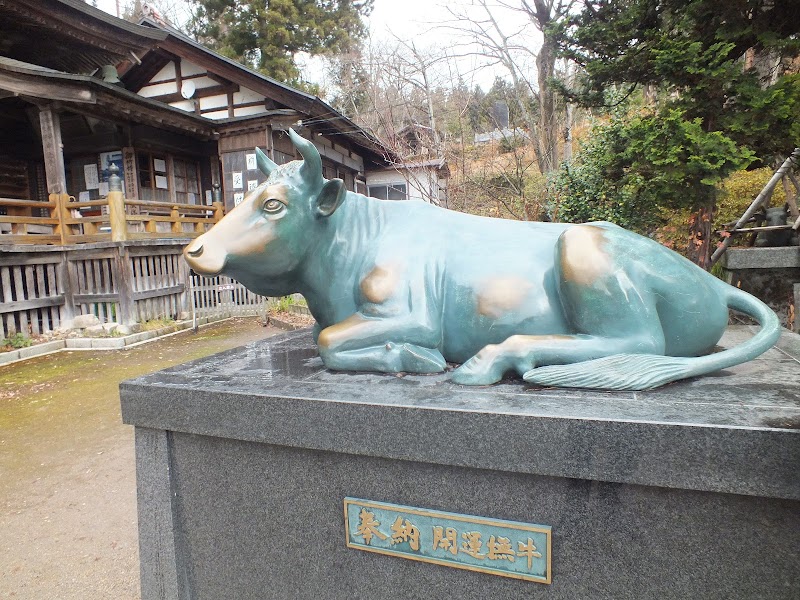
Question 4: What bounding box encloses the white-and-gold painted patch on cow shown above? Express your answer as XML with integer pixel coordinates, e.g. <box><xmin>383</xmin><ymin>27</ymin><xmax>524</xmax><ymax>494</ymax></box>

<box><xmin>477</xmin><ymin>276</ymin><xmax>533</xmax><ymax>319</ymax></box>
<box><xmin>360</xmin><ymin>264</ymin><xmax>401</xmax><ymax>305</ymax></box>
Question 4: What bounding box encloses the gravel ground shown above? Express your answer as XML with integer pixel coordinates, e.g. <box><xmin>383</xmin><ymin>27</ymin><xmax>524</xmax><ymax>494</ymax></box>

<box><xmin>0</xmin><ymin>318</ymin><xmax>283</xmax><ymax>600</ymax></box>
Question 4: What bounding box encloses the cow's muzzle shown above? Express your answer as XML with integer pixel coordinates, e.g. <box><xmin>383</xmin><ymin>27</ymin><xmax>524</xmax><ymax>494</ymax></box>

<box><xmin>184</xmin><ymin>237</ymin><xmax>225</xmax><ymax>276</ymax></box>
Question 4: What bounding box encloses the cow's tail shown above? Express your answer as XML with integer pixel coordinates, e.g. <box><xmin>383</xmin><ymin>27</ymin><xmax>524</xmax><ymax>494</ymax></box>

<box><xmin>522</xmin><ymin>286</ymin><xmax>781</xmax><ymax>391</ymax></box>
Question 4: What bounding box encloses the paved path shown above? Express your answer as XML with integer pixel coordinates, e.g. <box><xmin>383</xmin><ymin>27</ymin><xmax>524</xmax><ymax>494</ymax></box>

<box><xmin>0</xmin><ymin>319</ymin><xmax>282</xmax><ymax>599</ymax></box>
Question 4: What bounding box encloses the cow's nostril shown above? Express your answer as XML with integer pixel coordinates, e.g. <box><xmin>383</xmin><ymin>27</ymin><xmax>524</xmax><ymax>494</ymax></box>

<box><xmin>187</xmin><ymin>244</ymin><xmax>204</xmax><ymax>258</ymax></box>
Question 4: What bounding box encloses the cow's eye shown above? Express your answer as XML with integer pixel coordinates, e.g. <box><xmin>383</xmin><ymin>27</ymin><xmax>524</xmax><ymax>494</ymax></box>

<box><xmin>262</xmin><ymin>199</ymin><xmax>283</xmax><ymax>213</ymax></box>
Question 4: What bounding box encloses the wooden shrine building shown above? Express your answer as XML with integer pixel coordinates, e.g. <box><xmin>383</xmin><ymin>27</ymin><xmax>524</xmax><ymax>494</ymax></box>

<box><xmin>0</xmin><ymin>0</ymin><xmax>412</xmax><ymax>337</ymax></box>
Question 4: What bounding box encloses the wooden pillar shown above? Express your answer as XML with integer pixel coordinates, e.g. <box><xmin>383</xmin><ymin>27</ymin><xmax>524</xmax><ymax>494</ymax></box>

<box><xmin>171</xmin><ymin>206</ymin><xmax>182</xmax><ymax>234</ymax></box>
<box><xmin>116</xmin><ymin>245</ymin><xmax>136</xmax><ymax>326</ymax></box>
<box><xmin>212</xmin><ymin>201</ymin><xmax>224</xmax><ymax>222</ymax></box>
<box><xmin>209</xmin><ymin>155</ymin><xmax>221</xmax><ymax>205</ymax></box>
<box><xmin>38</xmin><ymin>107</ymin><xmax>67</xmax><ymax>194</ymax></box>
<box><xmin>51</xmin><ymin>193</ymin><xmax>70</xmax><ymax>244</ymax></box>
<box><xmin>166</xmin><ymin>155</ymin><xmax>177</xmax><ymax>203</ymax></box>
<box><xmin>266</xmin><ymin>124</ymin><xmax>275</xmax><ymax>160</ymax></box>
<box><xmin>57</xmin><ymin>250</ymin><xmax>76</xmax><ymax>325</ymax></box>
<box><xmin>107</xmin><ymin>164</ymin><xmax>128</xmax><ymax>242</ymax></box>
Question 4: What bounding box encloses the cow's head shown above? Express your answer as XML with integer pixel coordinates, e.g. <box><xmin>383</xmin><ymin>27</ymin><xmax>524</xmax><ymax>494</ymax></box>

<box><xmin>184</xmin><ymin>129</ymin><xmax>345</xmax><ymax>296</ymax></box>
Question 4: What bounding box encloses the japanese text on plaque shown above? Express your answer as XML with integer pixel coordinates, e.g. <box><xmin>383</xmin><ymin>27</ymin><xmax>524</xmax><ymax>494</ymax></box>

<box><xmin>344</xmin><ymin>498</ymin><xmax>551</xmax><ymax>584</ymax></box>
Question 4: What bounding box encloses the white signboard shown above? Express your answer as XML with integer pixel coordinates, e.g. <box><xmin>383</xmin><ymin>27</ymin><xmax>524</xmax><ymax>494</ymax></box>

<box><xmin>247</xmin><ymin>180</ymin><xmax>259</xmax><ymax>191</ymax></box>
<box><xmin>155</xmin><ymin>175</ymin><xmax>169</xmax><ymax>189</ymax></box>
<box><xmin>246</xmin><ymin>153</ymin><xmax>257</xmax><ymax>170</ymax></box>
<box><xmin>234</xmin><ymin>192</ymin><xmax>244</xmax><ymax>206</ymax></box>
<box><xmin>153</xmin><ymin>158</ymin><xmax>167</xmax><ymax>173</ymax></box>
<box><xmin>84</xmin><ymin>164</ymin><xmax>99</xmax><ymax>190</ymax></box>
<box><xmin>232</xmin><ymin>171</ymin><xmax>243</xmax><ymax>189</ymax></box>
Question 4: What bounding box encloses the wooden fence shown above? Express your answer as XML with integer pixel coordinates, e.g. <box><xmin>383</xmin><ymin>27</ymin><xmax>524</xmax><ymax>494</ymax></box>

<box><xmin>189</xmin><ymin>274</ymin><xmax>268</xmax><ymax>320</ymax></box>
<box><xmin>0</xmin><ymin>240</ymin><xmax>190</xmax><ymax>338</ymax></box>
<box><xmin>0</xmin><ymin>191</ymin><xmax>223</xmax><ymax>246</ymax></box>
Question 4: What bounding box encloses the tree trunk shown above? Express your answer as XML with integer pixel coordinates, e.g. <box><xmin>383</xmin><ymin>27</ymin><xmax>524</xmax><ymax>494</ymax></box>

<box><xmin>536</xmin><ymin>35</ymin><xmax>558</xmax><ymax>173</ymax></box>
<box><xmin>686</xmin><ymin>194</ymin><xmax>715</xmax><ymax>269</ymax></box>
<box><xmin>563</xmin><ymin>101</ymin><xmax>574</xmax><ymax>163</ymax></box>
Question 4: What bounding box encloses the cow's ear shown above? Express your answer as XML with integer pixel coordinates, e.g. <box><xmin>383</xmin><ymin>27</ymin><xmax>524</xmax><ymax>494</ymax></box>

<box><xmin>314</xmin><ymin>178</ymin><xmax>345</xmax><ymax>218</ymax></box>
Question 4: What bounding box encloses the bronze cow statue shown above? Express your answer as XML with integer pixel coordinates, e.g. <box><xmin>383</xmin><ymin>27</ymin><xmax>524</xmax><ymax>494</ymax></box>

<box><xmin>185</xmin><ymin>130</ymin><xmax>779</xmax><ymax>390</ymax></box>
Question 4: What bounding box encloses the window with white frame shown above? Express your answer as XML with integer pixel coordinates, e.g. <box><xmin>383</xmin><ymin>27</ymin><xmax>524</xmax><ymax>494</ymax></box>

<box><xmin>367</xmin><ymin>183</ymin><xmax>407</xmax><ymax>200</ymax></box>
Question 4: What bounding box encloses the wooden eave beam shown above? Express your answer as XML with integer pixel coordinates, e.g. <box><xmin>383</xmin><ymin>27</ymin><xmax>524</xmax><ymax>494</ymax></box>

<box><xmin>1</xmin><ymin>0</ymin><xmax>165</xmax><ymax>58</ymax></box>
<box><xmin>0</xmin><ymin>70</ymin><xmax>95</xmax><ymax>104</ymax></box>
<box><xmin>205</xmin><ymin>72</ymin><xmax>237</xmax><ymax>87</ymax></box>
<box><xmin>121</xmin><ymin>51</ymin><xmax>172</xmax><ymax>93</ymax></box>
<box><xmin>91</xmin><ymin>89</ymin><xmax>216</xmax><ymax>140</ymax></box>
<box><xmin>215</xmin><ymin>111</ymin><xmax>303</xmax><ymax>136</ymax></box>
<box><xmin>150</xmin><ymin>83</ymin><xmax>240</xmax><ymax>105</ymax></box>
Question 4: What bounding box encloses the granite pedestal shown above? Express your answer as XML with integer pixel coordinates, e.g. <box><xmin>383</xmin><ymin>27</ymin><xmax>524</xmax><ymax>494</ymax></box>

<box><xmin>120</xmin><ymin>327</ymin><xmax>800</xmax><ymax>600</ymax></box>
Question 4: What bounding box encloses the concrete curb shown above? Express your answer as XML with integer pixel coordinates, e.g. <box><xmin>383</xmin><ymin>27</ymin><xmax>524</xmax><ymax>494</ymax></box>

<box><xmin>0</xmin><ymin>316</ymin><xmax>253</xmax><ymax>367</ymax></box>
<box><xmin>264</xmin><ymin>315</ymin><xmax>312</xmax><ymax>331</ymax></box>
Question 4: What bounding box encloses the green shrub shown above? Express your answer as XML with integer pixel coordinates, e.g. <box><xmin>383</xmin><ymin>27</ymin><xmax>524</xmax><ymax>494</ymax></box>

<box><xmin>2</xmin><ymin>333</ymin><xmax>32</xmax><ymax>349</ymax></box>
<box><xmin>270</xmin><ymin>296</ymin><xmax>294</xmax><ymax>312</ymax></box>
<box><xmin>652</xmin><ymin>167</ymin><xmax>787</xmax><ymax>255</ymax></box>
<box><xmin>716</xmin><ymin>167</ymin><xmax>786</xmax><ymax>227</ymax></box>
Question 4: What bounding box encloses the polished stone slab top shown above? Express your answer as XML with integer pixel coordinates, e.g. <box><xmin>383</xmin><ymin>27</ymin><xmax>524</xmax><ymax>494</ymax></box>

<box><xmin>121</xmin><ymin>326</ymin><xmax>800</xmax><ymax>500</ymax></box>
<box><xmin>722</xmin><ymin>246</ymin><xmax>800</xmax><ymax>269</ymax></box>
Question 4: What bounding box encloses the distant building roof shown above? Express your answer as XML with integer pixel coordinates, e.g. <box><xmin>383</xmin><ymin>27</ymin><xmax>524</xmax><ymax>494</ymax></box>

<box><xmin>474</xmin><ymin>128</ymin><xmax>529</xmax><ymax>144</ymax></box>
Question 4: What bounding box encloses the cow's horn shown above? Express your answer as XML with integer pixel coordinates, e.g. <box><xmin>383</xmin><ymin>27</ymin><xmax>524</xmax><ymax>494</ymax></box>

<box><xmin>256</xmin><ymin>147</ymin><xmax>278</xmax><ymax>177</ymax></box>
<box><xmin>289</xmin><ymin>128</ymin><xmax>322</xmax><ymax>183</ymax></box>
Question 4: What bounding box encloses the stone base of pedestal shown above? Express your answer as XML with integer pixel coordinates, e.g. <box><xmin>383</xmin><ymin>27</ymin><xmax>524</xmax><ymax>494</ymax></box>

<box><xmin>121</xmin><ymin>328</ymin><xmax>800</xmax><ymax>600</ymax></box>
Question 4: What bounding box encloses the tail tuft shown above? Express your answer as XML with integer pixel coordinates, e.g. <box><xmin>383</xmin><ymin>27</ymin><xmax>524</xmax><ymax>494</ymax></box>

<box><xmin>523</xmin><ymin>354</ymin><xmax>695</xmax><ymax>391</ymax></box>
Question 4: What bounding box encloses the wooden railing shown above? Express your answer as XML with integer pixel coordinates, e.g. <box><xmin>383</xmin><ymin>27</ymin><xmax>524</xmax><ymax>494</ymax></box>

<box><xmin>0</xmin><ymin>192</ymin><xmax>224</xmax><ymax>246</ymax></box>
<box><xmin>0</xmin><ymin>197</ymin><xmax>61</xmax><ymax>244</ymax></box>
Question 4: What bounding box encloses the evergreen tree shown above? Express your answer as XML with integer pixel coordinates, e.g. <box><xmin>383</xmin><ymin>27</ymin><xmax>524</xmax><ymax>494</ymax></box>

<box><xmin>556</xmin><ymin>0</ymin><xmax>800</xmax><ymax>266</ymax></box>
<box><xmin>189</xmin><ymin>0</ymin><xmax>373</xmax><ymax>84</ymax></box>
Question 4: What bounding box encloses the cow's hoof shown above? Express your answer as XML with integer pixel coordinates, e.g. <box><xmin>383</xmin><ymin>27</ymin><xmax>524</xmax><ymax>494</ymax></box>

<box><xmin>396</xmin><ymin>343</ymin><xmax>446</xmax><ymax>373</ymax></box>
<box><xmin>451</xmin><ymin>359</ymin><xmax>504</xmax><ymax>386</ymax></box>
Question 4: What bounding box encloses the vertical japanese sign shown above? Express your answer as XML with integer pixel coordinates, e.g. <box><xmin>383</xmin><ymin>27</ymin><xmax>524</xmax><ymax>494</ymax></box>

<box><xmin>344</xmin><ymin>498</ymin><xmax>551</xmax><ymax>584</ymax></box>
<box><xmin>122</xmin><ymin>147</ymin><xmax>138</xmax><ymax>200</ymax></box>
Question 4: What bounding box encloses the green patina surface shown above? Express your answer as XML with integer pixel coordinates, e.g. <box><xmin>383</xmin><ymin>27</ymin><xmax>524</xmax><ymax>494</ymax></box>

<box><xmin>344</xmin><ymin>498</ymin><xmax>551</xmax><ymax>584</ymax></box>
<box><xmin>184</xmin><ymin>129</ymin><xmax>780</xmax><ymax>391</ymax></box>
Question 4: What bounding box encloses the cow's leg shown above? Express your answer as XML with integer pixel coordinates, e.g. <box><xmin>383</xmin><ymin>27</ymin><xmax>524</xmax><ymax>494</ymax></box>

<box><xmin>451</xmin><ymin>332</ymin><xmax>664</xmax><ymax>385</ymax></box>
<box><xmin>453</xmin><ymin>224</ymin><xmax>666</xmax><ymax>385</ymax></box>
<box><xmin>317</xmin><ymin>313</ymin><xmax>446</xmax><ymax>373</ymax></box>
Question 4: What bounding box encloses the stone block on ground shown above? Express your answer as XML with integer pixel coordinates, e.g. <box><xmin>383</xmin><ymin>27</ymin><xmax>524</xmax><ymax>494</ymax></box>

<box><xmin>116</xmin><ymin>323</ymin><xmax>142</xmax><ymax>336</ymax></box>
<box><xmin>71</xmin><ymin>314</ymin><xmax>102</xmax><ymax>329</ymax></box>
